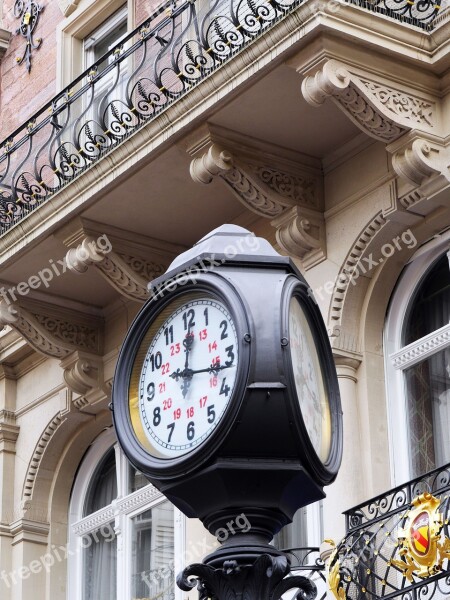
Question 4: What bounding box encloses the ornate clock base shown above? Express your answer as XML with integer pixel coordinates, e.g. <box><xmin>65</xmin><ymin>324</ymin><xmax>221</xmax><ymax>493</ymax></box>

<box><xmin>177</xmin><ymin>554</ymin><xmax>317</xmax><ymax>600</ymax></box>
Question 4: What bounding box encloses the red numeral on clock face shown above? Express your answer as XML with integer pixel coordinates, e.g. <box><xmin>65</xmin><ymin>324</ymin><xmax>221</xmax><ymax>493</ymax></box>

<box><xmin>208</xmin><ymin>341</ymin><xmax>217</xmax><ymax>352</ymax></box>
<box><xmin>173</xmin><ymin>408</ymin><xmax>181</xmax><ymax>420</ymax></box>
<box><xmin>199</xmin><ymin>329</ymin><xmax>207</xmax><ymax>340</ymax></box>
<box><xmin>199</xmin><ymin>396</ymin><xmax>207</xmax><ymax>408</ymax></box>
<box><xmin>159</xmin><ymin>382</ymin><xmax>166</xmax><ymax>393</ymax></box>
<box><xmin>170</xmin><ymin>343</ymin><xmax>180</xmax><ymax>356</ymax></box>
<box><xmin>161</xmin><ymin>362</ymin><xmax>170</xmax><ymax>374</ymax></box>
<box><xmin>210</xmin><ymin>376</ymin><xmax>218</xmax><ymax>388</ymax></box>
<box><xmin>186</xmin><ymin>406</ymin><xmax>194</xmax><ymax>418</ymax></box>
<box><xmin>163</xmin><ymin>398</ymin><xmax>172</xmax><ymax>410</ymax></box>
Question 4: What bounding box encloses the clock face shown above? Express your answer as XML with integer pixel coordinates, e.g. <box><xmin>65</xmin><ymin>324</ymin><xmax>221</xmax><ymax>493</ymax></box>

<box><xmin>129</xmin><ymin>297</ymin><xmax>239</xmax><ymax>459</ymax></box>
<box><xmin>289</xmin><ymin>297</ymin><xmax>331</xmax><ymax>463</ymax></box>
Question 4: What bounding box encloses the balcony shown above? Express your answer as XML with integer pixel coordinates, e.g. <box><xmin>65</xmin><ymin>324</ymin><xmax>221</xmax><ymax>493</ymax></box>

<box><xmin>326</xmin><ymin>464</ymin><xmax>450</xmax><ymax>600</ymax></box>
<box><xmin>0</xmin><ymin>0</ymin><xmax>443</xmax><ymax>237</ymax></box>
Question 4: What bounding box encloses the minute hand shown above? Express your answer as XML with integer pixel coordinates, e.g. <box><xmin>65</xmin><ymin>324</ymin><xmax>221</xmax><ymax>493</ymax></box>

<box><xmin>189</xmin><ymin>363</ymin><xmax>234</xmax><ymax>376</ymax></box>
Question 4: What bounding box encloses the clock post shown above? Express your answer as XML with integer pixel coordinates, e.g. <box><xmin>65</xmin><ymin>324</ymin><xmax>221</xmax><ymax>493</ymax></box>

<box><xmin>112</xmin><ymin>225</ymin><xmax>343</xmax><ymax>600</ymax></box>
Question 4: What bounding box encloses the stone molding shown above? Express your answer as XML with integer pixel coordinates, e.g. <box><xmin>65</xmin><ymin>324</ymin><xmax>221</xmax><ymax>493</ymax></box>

<box><xmin>390</xmin><ymin>322</ymin><xmax>450</xmax><ymax>370</ymax></box>
<box><xmin>0</xmin><ymin>410</ymin><xmax>19</xmax><ymax>454</ymax></box>
<box><xmin>388</xmin><ymin>135</ymin><xmax>450</xmax><ymax>215</ymax></box>
<box><xmin>189</xmin><ymin>140</ymin><xmax>326</xmax><ymax>266</ymax></box>
<box><xmin>300</xmin><ymin>60</ymin><xmax>431</xmax><ymax>143</ymax></box>
<box><xmin>0</xmin><ymin>301</ymin><xmax>102</xmax><ymax>359</ymax></box>
<box><xmin>10</xmin><ymin>518</ymin><xmax>50</xmax><ymax>546</ymax></box>
<box><xmin>57</xmin><ymin>0</ymin><xmax>81</xmax><ymax>16</ymax></box>
<box><xmin>0</xmin><ymin>27</ymin><xmax>11</xmax><ymax>59</ymax></box>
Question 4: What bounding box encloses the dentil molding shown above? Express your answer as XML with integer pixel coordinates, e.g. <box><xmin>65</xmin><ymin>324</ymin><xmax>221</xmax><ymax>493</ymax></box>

<box><xmin>189</xmin><ymin>140</ymin><xmax>326</xmax><ymax>267</ymax></box>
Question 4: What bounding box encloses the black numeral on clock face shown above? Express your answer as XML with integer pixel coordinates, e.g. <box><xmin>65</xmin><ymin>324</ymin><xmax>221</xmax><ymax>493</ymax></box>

<box><xmin>187</xmin><ymin>421</ymin><xmax>195</xmax><ymax>441</ymax></box>
<box><xmin>182</xmin><ymin>309</ymin><xmax>195</xmax><ymax>332</ymax></box>
<box><xmin>164</xmin><ymin>325</ymin><xmax>174</xmax><ymax>345</ymax></box>
<box><xmin>167</xmin><ymin>422</ymin><xmax>175</xmax><ymax>443</ymax></box>
<box><xmin>220</xmin><ymin>378</ymin><xmax>230</xmax><ymax>397</ymax></box>
<box><xmin>207</xmin><ymin>405</ymin><xmax>216</xmax><ymax>424</ymax></box>
<box><xmin>147</xmin><ymin>382</ymin><xmax>155</xmax><ymax>401</ymax></box>
<box><xmin>153</xmin><ymin>407</ymin><xmax>161</xmax><ymax>426</ymax></box>
<box><xmin>219</xmin><ymin>320</ymin><xmax>228</xmax><ymax>340</ymax></box>
<box><xmin>150</xmin><ymin>351</ymin><xmax>162</xmax><ymax>371</ymax></box>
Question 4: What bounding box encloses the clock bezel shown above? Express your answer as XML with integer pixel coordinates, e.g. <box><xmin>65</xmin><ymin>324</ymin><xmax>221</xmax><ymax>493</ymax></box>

<box><xmin>280</xmin><ymin>276</ymin><xmax>342</xmax><ymax>484</ymax></box>
<box><xmin>112</xmin><ymin>274</ymin><xmax>252</xmax><ymax>479</ymax></box>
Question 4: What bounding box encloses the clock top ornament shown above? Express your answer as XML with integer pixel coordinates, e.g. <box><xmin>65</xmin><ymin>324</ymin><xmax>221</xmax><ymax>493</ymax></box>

<box><xmin>112</xmin><ymin>224</ymin><xmax>342</xmax><ymax>566</ymax></box>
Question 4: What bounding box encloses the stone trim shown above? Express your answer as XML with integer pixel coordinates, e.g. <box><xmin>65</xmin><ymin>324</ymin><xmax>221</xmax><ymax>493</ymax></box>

<box><xmin>390</xmin><ymin>322</ymin><xmax>450</xmax><ymax>370</ymax></box>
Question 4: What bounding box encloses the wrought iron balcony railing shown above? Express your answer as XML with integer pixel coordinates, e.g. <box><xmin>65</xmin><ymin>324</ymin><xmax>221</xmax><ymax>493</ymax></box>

<box><xmin>329</xmin><ymin>463</ymin><xmax>450</xmax><ymax>600</ymax></box>
<box><xmin>283</xmin><ymin>547</ymin><xmax>327</xmax><ymax>600</ymax></box>
<box><xmin>0</xmin><ymin>0</ymin><xmax>443</xmax><ymax>236</ymax></box>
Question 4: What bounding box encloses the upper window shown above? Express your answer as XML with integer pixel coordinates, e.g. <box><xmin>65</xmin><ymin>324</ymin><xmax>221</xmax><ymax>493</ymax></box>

<box><xmin>68</xmin><ymin>429</ymin><xmax>179</xmax><ymax>600</ymax></box>
<box><xmin>385</xmin><ymin>241</ymin><xmax>450</xmax><ymax>483</ymax></box>
<box><xmin>83</xmin><ymin>6</ymin><xmax>128</xmax><ymax>74</ymax></box>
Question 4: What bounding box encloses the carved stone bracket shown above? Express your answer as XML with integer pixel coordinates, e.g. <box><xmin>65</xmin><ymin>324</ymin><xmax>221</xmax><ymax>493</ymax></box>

<box><xmin>271</xmin><ymin>206</ymin><xmax>326</xmax><ymax>268</ymax></box>
<box><xmin>388</xmin><ymin>135</ymin><xmax>450</xmax><ymax>215</ymax></box>
<box><xmin>300</xmin><ymin>60</ymin><xmax>434</xmax><ymax>143</ymax></box>
<box><xmin>64</xmin><ymin>233</ymin><xmax>168</xmax><ymax>302</ymax></box>
<box><xmin>0</xmin><ymin>300</ymin><xmax>104</xmax><ymax>398</ymax></box>
<box><xmin>189</xmin><ymin>140</ymin><xmax>326</xmax><ymax>266</ymax></box>
<box><xmin>0</xmin><ymin>410</ymin><xmax>20</xmax><ymax>454</ymax></box>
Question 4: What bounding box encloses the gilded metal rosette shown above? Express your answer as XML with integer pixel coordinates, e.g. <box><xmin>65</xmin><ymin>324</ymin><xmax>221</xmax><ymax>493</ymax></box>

<box><xmin>391</xmin><ymin>492</ymin><xmax>450</xmax><ymax>582</ymax></box>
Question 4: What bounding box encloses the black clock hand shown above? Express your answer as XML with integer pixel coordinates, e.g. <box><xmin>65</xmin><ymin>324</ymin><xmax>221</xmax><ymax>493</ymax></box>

<box><xmin>179</xmin><ymin>333</ymin><xmax>194</xmax><ymax>399</ymax></box>
<box><xmin>169</xmin><ymin>363</ymin><xmax>233</xmax><ymax>382</ymax></box>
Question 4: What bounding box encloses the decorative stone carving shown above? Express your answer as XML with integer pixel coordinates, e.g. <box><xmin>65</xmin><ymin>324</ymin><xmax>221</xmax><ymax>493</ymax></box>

<box><xmin>329</xmin><ymin>212</ymin><xmax>387</xmax><ymax>324</ymax></box>
<box><xmin>301</xmin><ymin>60</ymin><xmax>416</xmax><ymax>143</ymax></box>
<box><xmin>0</xmin><ymin>302</ymin><xmax>101</xmax><ymax>358</ymax></box>
<box><xmin>22</xmin><ymin>413</ymin><xmax>65</xmax><ymax>500</ymax></box>
<box><xmin>271</xmin><ymin>206</ymin><xmax>326</xmax><ymax>268</ymax></box>
<box><xmin>247</xmin><ymin>165</ymin><xmax>317</xmax><ymax>208</ymax></box>
<box><xmin>65</xmin><ymin>236</ymin><xmax>163</xmax><ymax>302</ymax></box>
<box><xmin>391</xmin><ymin>138</ymin><xmax>441</xmax><ymax>186</ymax></box>
<box><xmin>57</xmin><ymin>0</ymin><xmax>80</xmax><ymax>16</ymax></box>
<box><xmin>190</xmin><ymin>144</ymin><xmax>234</xmax><ymax>183</ymax></box>
<box><xmin>0</xmin><ymin>410</ymin><xmax>20</xmax><ymax>454</ymax></box>
<box><xmin>358</xmin><ymin>80</ymin><xmax>435</xmax><ymax>127</ymax></box>
<box><xmin>60</xmin><ymin>351</ymin><xmax>103</xmax><ymax>396</ymax></box>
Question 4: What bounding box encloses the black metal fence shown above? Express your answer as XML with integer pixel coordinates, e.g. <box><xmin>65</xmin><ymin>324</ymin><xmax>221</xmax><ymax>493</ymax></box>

<box><xmin>0</xmin><ymin>0</ymin><xmax>442</xmax><ymax>235</ymax></box>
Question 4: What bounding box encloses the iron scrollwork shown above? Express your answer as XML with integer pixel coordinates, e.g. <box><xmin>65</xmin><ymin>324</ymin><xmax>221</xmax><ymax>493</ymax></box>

<box><xmin>0</xmin><ymin>0</ymin><xmax>443</xmax><ymax>236</ymax></box>
<box><xmin>14</xmin><ymin>0</ymin><xmax>44</xmax><ymax>72</ymax></box>
<box><xmin>177</xmin><ymin>555</ymin><xmax>317</xmax><ymax>600</ymax></box>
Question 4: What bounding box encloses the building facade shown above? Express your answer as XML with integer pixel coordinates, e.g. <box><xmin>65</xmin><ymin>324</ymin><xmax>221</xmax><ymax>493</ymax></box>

<box><xmin>0</xmin><ymin>0</ymin><xmax>449</xmax><ymax>598</ymax></box>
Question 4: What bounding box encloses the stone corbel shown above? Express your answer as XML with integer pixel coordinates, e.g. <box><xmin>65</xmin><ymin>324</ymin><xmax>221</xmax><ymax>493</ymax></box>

<box><xmin>65</xmin><ymin>236</ymin><xmax>164</xmax><ymax>302</ymax></box>
<box><xmin>388</xmin><ymin>135</ymin><xmax>450</xmax><ymax>215</ymax></box>
<box><xmin>189</xmin><ymin>140</ymin><xmax>326</xmax><ymax>265</ymax></box>
<box><xmin>57</xmin><ymin>0</ymin><xmax>80</xmax><ymax>16</ymax></box>
<box><xmin>0</xmin><ymin>410</ymin><xmax>19</xmax><ymax>454</ymax></box>
<box><xmin>60</xmin><ymin>350</ymin><xmax>109</xmax><ymax>409</ymax></box>
<box><xmin>271</xmin><ymin>206</ymin><xmax>326</xmax><ymax>268</ymax></box>
<box><xmin>0</xmin><ymin>301</ymin><xmax>104</xmax><ymax>399</ymax></box>
<box><xmin>300</xmin><ymin>60</ymin><xmax>427</xmax><ymax>143</ymax></box>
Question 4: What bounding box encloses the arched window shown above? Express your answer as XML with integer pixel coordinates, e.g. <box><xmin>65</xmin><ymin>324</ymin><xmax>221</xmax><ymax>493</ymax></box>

<box><xmin>385</xmin><ymin>239</ymin><xmax>450</xmax><ymax>484</ymax></box>
<box><xmin>68</xmin><ymin>428</ymin><xmax>183</xmax><ymax>600</ymax></box>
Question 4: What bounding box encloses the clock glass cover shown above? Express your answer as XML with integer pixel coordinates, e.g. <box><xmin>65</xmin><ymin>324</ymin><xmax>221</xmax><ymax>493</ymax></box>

<box><xmin>289</xmin><ymin>296</ymin><xmax>331</xmax><ymax>462</ymax></box>
<box><xmin>129</xmin><ymin>295</ymin><xmax>238</xmax><ymax>458</ymax></box>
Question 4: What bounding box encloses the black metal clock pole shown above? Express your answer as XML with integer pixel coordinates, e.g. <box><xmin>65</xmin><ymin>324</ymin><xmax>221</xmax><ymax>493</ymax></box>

<box><xmin>112</xmin><ymin>225</ymin><xmax>343</xmax><ymax>600</ymax></box>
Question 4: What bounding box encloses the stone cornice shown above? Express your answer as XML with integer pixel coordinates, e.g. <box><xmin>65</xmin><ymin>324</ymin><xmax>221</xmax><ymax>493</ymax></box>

<box><xmin>10</xmin><ymin>518</ymin><xmax>50</xmax><ymax>546</ymax></box>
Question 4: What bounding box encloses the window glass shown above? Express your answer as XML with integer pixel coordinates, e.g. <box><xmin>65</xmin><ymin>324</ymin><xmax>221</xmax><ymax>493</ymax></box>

<box><xmin>84</xmin><ymin>447</ymin><xmax>117</xmax><ymax>516</ymax></box>
<box><xmin>404</xmin><ymin>255</ymin><xmax>450</xmax><ymax>345</ymax></box>
<box><xmin>83</xmin><ymin>526</ymin><xmax>117</xmax><ymax>600</ymax></box>
<box><xmin>405</xmin><ymin>348</ymin><xmax>450</xmax><ymax>477</ymax></box>
<box><xmin>131</xmin><ymin>501</ymin><xmax>175</xmax><ymax>600</ymax></box>
<box><xmin>129</xmin><ymin>465</ymin><xmax>149</xmax><ymax>494</ymax></box>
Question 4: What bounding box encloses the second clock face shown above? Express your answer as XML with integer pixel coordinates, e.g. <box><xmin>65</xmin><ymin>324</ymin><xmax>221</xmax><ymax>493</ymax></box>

<box><xmin>134</xmin><ymin>297</ymin><xmax>239</xmax><ymax>458</ymax></box>
<box><xmin>289</xmin><ymin>296</ymin><xmax>331</xmax><ymax>463</ymax></box>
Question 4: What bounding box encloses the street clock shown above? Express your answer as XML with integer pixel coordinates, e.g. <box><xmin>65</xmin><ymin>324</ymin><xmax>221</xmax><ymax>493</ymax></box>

<box><xmin>112</xmin><ymin>225</ymin><xmax>342</xmax><ymax>564</ymax></box>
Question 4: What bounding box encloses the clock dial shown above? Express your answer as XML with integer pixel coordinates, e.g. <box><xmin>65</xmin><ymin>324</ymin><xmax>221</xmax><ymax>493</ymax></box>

<box><xmin>132</xmin><ymin>298</ymin><xmax>238</xmax><ymax>458</ymax></box>
<box><xmin>289</xmin><ymin>297</ymin><xmax>331</xmax><ymax>462</ymax></box>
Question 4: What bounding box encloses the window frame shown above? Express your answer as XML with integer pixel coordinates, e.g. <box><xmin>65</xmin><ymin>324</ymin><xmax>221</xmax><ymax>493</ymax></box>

<box><xmin>67</xmin><ymin>428</ymin><xmax>184</xmax><ymax>600</ymax></box>
<box><xmin>56</xmin><ymin>0</ymin><xmax>133</xmax><ymax>91</ymax></box>
<box><xmin>384</xmin><ymin>231</ymin><xmax>450</xmax><ymax>485</ymax></box>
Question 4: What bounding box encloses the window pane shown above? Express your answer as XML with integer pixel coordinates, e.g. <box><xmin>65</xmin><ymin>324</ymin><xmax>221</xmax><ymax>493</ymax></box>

<box><xmin>84</xmin><ymin>448</ymin><xmax>117</xmax><ymax>516</ymax></box>
<box><xmin>131</xmin><ymin>501</ymin><xmax>175</xmax><ymax>600</ymax></box>
<box><xmin>404</xmin><ymin>255</ymin><xmax>450</xmax><ymax>345</ymax></box>
<box><xmin>405</xmin><ymin>347</ymin><xmax>450</xmax><ymax>477</ymax></box>
<box><xmin>273</xmin><ymin>508</ymin><xmax>307</xmax><ymax>550</ymax></box>
<box><xmin>129</xmin><ymin>465</ymin><xmax>149</xmax><ymax>493</ymax></box>
<box><xmin>83</xmin><ymin>524</ymin><xmax>117</xmax><ymax>600</ymax></box>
